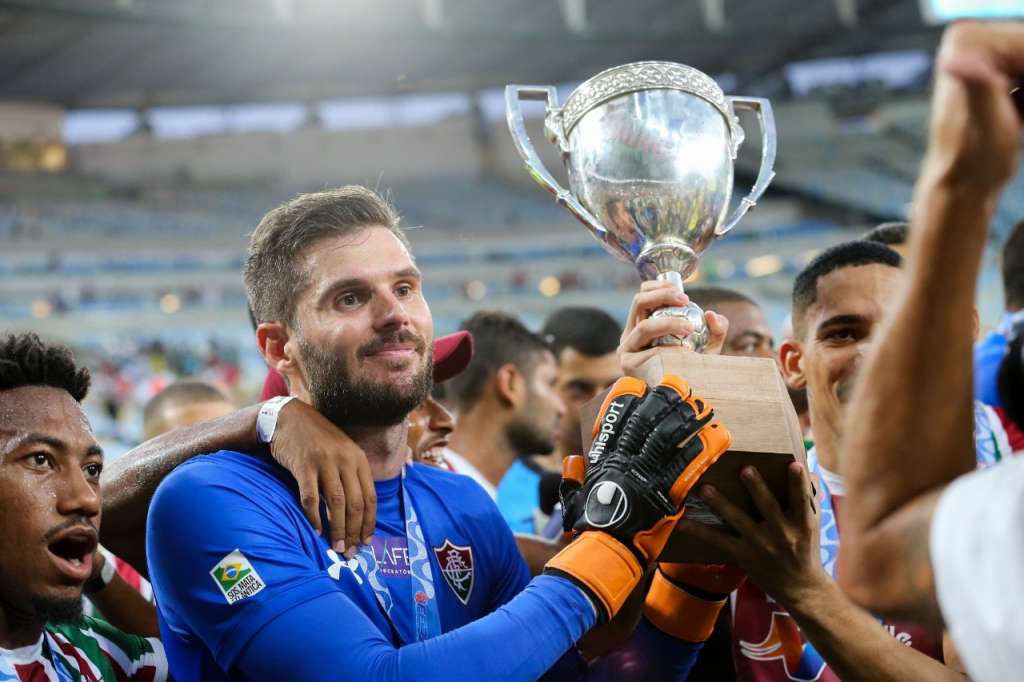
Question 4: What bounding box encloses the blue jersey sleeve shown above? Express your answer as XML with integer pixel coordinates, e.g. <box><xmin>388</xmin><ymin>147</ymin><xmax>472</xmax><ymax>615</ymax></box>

<box><xmin>146</xmin><ymin>454</ymin><xmax>341</xmax><ymax>672</ymax></box>
<box><xmin>235</xmin><ymin>574</ymin><xmax>596</xmax><ymax>681</ymax></box>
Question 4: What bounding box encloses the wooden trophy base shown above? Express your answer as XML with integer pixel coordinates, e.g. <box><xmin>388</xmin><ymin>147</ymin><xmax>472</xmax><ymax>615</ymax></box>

<box><xmin>580</xmin><ymin>352</ymin><xmax>806</xmax><ymax>564</ymax></box>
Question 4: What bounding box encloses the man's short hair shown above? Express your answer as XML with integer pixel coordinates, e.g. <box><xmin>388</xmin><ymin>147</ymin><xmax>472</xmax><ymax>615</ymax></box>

<box><xmin>1002</xmin><ymin>219</ymin><xmax>1024</xmax><ymax>310</ymax></box>
<box><xmin>0</xmin><ymin>333</ymin><xmax>89</xmax><ymax>402</ymax></box>
<box><xmin>447</xmin><ymin>311</ymin><xmax>551</xmax><ymax>412</ymax></box>
<box><xmin>792</xmin><ymin>241</ymin><xmax>902</xmax><ymax>336</ymax></box>
<box><xmin>540</xmin><ymin>307</ymin><xmax>621</xmax><ymax>359</ymax></box>
<box><xmin>244</xmin><ymin>186</ymin><xmax>407</xmax><ymax>327</ymax></box>
<box><xmin>862</xmin><ymin>221</ymin><xmax>908</xmax><ymax>247</ymax></box>
<box><xmin>143</xmin><ymin>380</ymin><xmax>231</xmax><ymax>436</ymax></box>
<box><xmin>686</xmin><ymin>286</ymin><xmax>758</xmax><ymax>312</ymax></box>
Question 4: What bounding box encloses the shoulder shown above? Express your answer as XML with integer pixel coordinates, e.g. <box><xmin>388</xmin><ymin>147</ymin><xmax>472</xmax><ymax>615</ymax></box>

<box><xmin>153</xmin><ymin>450</ymin><xmax>290</xmax><ymax>507</ymax></box>
<box><xmin>148</xmin><ymin>450</ymin><xmax>301</xmax><ymax>544</ymax></box>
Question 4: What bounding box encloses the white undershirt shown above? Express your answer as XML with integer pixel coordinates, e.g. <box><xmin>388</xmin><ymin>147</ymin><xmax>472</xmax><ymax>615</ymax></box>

<box><xmin>442</xmin><ymin>447</ymin><xmax>498</xmax><ymax>500</ymax></box>
<box><xmin>931</xmin><ymin>455</ymin><xmax>1024</xmax><ymax>682</ymax></box>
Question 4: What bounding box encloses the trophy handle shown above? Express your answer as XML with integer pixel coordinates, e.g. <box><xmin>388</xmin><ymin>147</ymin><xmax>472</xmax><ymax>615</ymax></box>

<box><xmin>716</xmin><ymin>96</ymin><xmax>778</xmax><ymax>237</ymax></box>
<box><xmin>505</xmin><ymin>85</ymin><xmax>608</xmax><ymax>241</ymax></box>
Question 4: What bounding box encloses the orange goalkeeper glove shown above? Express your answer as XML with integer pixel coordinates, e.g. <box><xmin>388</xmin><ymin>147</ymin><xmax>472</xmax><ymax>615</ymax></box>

<box><xmin>545</xmin><ymin>375</ymin><xmax>731</xmax><ymax>622</ymax></box>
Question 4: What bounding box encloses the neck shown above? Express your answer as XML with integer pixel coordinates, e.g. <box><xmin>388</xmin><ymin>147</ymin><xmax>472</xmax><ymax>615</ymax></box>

<box><xmin>446</xmin><ymin>409</ymin><xmax>518</xmax><ymax>487</ymax></box>
<box><xmin>810</xmin><ymin>419</ymin><xmax>841</xmax><ymax>473</ymax></box>
<box><xmin>346</xmin><ymin>423</ymin><xmax>410</xmax><ymax>480</ymax></box>
<box><xmin>0</xmin><ymin>603</ymin><xmax>44</xmax><ymax>650</ymax></box>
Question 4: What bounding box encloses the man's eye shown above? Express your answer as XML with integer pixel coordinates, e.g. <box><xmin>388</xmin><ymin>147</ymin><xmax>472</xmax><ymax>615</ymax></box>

<box><xmin>829</xmin><ymin>329</ymin><xmax>856</xmax><ymax>342</ymax></box>
<box><xmin>338</xmin><ymin>293</ymin><xmax>359</xmax><ymax>306</ymax></box>
<box><xmin>84</xmin><ymin>462</ymin><xmax>102</xmax><ymax>479</ymax></box>
<box><xmin>395</xmin><ymin>284</ymin><xmax>413</xmax><ymax>297</ymax></box>
<box><xmin>28</xmin><ymin>452</ymin><xmax>51</xmax><ymax>467</ymax></box>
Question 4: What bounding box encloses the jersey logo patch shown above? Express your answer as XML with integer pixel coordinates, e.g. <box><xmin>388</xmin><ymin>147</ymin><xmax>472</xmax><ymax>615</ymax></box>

<box><xmin>433</xmin><ymin>539</ymin><xmax>474</xmax><ymax>605</ymax></box>
<box><xmin>210</xmin><ymin>549</ymin><xmax>266</xmax><ymax>604</ymax></box>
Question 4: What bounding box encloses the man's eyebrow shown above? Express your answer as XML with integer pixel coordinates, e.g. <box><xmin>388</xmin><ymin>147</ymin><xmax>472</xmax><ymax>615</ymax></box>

<box><xmin>317</xmin><ymin>267</ymin><xmax>423</xmax><ymax>302</ymax></box>
<box><xmin>817</xmin><ymin>314</ymin><xmax>866</xmax><ymax>330</ymax></box>
<box><xmin>0</xmin><ymin>432</ymin><xmax>103</xmax><ymax>460</ymax></box>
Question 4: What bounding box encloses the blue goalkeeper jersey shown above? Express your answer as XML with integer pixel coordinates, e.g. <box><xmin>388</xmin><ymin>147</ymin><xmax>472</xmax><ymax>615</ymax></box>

<box><xmin>147</xmin><ymin>449</ymin><xmax>701</xmax><ymax>681</ymax></box>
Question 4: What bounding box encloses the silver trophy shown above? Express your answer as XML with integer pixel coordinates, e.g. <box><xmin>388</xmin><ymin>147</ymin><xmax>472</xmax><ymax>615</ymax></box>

<box><xmin>507</xmin><ymin>61</ymin><xmax>776</xmax><ymax>350</ymax></box>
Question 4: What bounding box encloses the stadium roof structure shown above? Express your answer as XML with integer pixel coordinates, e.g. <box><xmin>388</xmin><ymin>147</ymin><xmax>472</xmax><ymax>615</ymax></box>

<box><xmin>0</xmin><ymin>0</ymin><xmax>941</xmax><ymax>109</ymax></box>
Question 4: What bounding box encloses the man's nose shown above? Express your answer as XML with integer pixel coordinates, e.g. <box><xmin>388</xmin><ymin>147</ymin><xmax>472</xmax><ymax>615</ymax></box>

<box><xmin>372</xmin><ymin>289</ymin><xmax>411</xmax><ymax>331</ymax></box>
<box><xmin>427</xmin><ymin>398</ymin><xmax>455</xmax><ymax>433</ymax></box>
<box><xmin>57</xmin><ymin>466</ymin><xmax>100</xmax><ymax>520</ymax></box>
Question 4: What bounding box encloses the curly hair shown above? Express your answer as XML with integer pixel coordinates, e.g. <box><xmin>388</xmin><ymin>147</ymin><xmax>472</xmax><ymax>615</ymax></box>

<box><xmin>0</xmin><ymin>332</ymin><xmax>90</xmax><ymax>402</ymax></box>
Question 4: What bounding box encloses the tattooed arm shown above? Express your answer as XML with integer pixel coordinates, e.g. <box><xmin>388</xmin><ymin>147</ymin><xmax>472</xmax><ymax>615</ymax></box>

<box><xmin>837</xmin><ymin>21</ymin><xmax>1024</xmax><ymax>626</ymax></box>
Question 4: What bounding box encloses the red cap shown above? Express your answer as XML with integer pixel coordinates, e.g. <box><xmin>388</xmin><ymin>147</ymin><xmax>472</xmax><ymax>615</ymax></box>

<box><xmin>431</xmin><ymin>330</ymin><xmax>473</xmax><ymax>383</ymax></box>
<box><xmin>258</xmin><ymin>330</ymin><xmax>473</xmax><ymax>400</ymax></box>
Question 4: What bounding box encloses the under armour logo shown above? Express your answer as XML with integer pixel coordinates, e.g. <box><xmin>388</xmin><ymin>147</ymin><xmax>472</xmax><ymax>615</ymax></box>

<box><xmin>326</xmin><ymin>548</ymin><xmax>363</xmax><ymax>585</ymax></box>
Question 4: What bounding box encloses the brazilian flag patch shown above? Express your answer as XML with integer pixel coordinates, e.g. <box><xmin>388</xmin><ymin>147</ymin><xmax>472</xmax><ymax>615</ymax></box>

<box><xmin>210</xmin><ymin>549</ymin><xmax>265</xmax><ymax>604</ymax></box>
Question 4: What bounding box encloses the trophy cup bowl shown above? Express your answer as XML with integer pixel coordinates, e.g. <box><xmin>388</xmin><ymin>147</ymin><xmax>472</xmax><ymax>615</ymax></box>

<box><xmin>507</xmin><ymin>63</ymin><xmax>806</xmax><ymax>564</ymax></box>
<box><xmin>506</xmin><ymin>61</ymin><xmax>777</xmax><ymax>350</ymax></box>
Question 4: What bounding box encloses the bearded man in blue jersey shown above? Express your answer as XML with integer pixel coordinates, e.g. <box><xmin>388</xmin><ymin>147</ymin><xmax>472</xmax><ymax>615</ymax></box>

<box><xmin>145</xmin><ymin>186</ymin><xmax>736</xmax><ymax>681</ymax></box>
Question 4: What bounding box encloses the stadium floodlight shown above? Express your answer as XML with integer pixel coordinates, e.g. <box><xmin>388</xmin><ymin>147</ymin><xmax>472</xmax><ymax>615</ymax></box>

<box><xmin>558</xmin><ymin>0</ymin><xmax>587</xmax><ymax>35</ymax></box>
<box><xmin>698</xmin><ymin>0</ymin><xmax>726</xmax><ymax>33</ymax></box>
<box><xmin>920</xmin><ymin>0</ymin><xmax>1024</xmax><ymax>24</ymax></box>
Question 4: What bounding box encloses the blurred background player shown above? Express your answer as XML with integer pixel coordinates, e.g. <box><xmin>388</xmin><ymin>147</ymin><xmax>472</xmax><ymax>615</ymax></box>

<box><xmin>143</xmin><ymin>379</ymin><xmax>235</xmax><ymax>440</ymax></box>
<box><xmin>444</xmin><ymin>310</ymin><xmax>565</xmax><ymax>533</ymax></box>
<box><xmin>975</xmin><ymin>219</ymin><xmax>1024</xmax><ymax>408</ymax></box>
<box><xmin>687</xmin><ymin>286</ymin><xmax>776</xmax><ymax>360</ymax></box>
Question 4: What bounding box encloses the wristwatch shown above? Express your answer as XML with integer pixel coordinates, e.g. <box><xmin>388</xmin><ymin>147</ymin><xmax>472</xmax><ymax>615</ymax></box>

<box><xmin>257</xmin><ymin>395</ymin><xmax>295</xmax><ymax>444</ymax></box>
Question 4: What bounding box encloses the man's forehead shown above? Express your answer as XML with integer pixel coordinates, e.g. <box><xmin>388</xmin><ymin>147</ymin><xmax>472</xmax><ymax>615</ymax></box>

<box><xmin>0</xmin><ymin>386</ymin><xmax>94</xmax><ymax>452</ymax></box>
<box><xmin>717</xmin><ymin>300</ymin><xmax>769</xmax><ymax>331</ymax></box>
<box><xmin>559</xmin><ymin>347</ymin><xmax>620</xmax><ymax>379</ymax></box>
<box><xmin>808</xmin><ymin>263</ymin><xmax>903</xmax><ymax>326</ymax></box>
<box><xmin>305</xmin><ymin>230</ymin><xmax>415</xmax><ymax>286</ymax></box>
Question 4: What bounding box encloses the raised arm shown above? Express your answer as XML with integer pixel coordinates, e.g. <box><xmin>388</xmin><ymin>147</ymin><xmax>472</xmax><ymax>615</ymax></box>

<box><xmin>100</xmin><ymin>399</ymin><xmax>376</xmax><ymax>573</ymax></box>
<box><xmin>837</xmin><ymin>21</ymin><xmax>1024</xmax><ymax>626</ymax></box>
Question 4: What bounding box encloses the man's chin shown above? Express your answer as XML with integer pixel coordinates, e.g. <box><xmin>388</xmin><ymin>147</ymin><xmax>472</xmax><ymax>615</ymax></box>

<box><xmin>30</xmin><ymin>591</ymin><xmax>84</xmax><ymax>626</ymax></box>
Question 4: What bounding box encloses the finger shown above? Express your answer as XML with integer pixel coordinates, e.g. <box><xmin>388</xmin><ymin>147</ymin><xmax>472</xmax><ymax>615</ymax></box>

<box><xmin>620</xmin><ymin>347</ymin><xmax>662</xmax><ymax>377</ymax></box>
<box><xmin>321</xmin><ymin>469</ymin><xmax>348</xmax><ymax>555</ymax></box>
<box><xmin>698</xmin><ymin>484</ymin><xmax>762</xmax><ymax>540</ymax></box>
<box><xmin>622</xmin><ymin>316</ymin><xmax>694</xmax><ymax>352</ymax></box>
<box><xmin>787</xmin><ymin>462</ymin><xmax>816</xmax><ymax>526</ymax></box>
<box><xmin>703</xmin><ymin>311</ymin><xmax>729</xmax><ymax>355</ymax></box>
<box><xmin>296</xmin><ymin>470</ymin><xmax>323</xmax><ymax>536</ymax></box>
<box><xmin>625</xmin><ymin>287</ymin><xmax>690</xmax><ymax>334</ymax></box>
<box><xmin>739</xmin><ymin>466</ymin><xmax>787</xmax><ymax>534</ymax></box>
<box><xmin>676</xmin><ymin>518</ymin><xmax>744</xmax><ymax>559</ymax></box>
<box><xmin>340</xmin><ymin>463</ymin><xmax>365</xmax><ymax>559</ymax></box>
<box><xmin>357</xmin><ymin>455</ymin><xmax>377</xmax><ymax>545</ymax></box>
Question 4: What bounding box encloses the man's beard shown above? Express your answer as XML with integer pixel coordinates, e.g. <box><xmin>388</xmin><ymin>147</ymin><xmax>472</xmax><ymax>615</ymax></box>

<box><xmin>506</xmin><ymin>415</ymin><xmax>556</xmax><ymax>458</ymax></box>
<box><xmin>299</xmin><ymin>332</ymin><xmax>433</xmax><ymax>429</ymax></box>
<box><xmin>30</xmin><ymin>594</ymin><xmax>83</xmax><ymax>626</ymax></box>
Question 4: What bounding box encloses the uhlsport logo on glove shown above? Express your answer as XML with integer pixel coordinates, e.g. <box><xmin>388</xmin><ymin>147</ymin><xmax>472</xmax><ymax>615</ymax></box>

<box><xmin>583</xmin><ymin>480</ymin><xmax>629</xmax><ymax>528</ymax></box>
<box><xmin>587</xmin><ymin>399</ymin><xmax>626</xmax><ymax>464</ymax></box>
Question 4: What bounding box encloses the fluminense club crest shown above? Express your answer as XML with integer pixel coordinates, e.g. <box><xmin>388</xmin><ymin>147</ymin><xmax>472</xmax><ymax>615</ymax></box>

<box><xmin>433</xmin><ymin>539</ymin><xmax>474</xmax><ymax>605</ymax></box>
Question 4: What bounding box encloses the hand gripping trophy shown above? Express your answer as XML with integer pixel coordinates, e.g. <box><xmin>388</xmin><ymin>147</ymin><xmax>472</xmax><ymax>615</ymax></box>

<box><xmin>507</xmin><ymin>62</ymin><xmax>805</xmax><ymax>562</ymax></box>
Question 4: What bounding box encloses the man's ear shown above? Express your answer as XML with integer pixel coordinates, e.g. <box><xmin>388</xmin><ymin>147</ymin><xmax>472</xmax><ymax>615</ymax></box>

<box><xmin>778</xmin><ymin>338</ymin><xmax>807</xmax><ymax>390</ymax></box>
<box><xmin>494</xmin><ymin>363</ymin><xmax>524</xmax><ymax>409</ymax></box>
<box><xmin>257</xmin><ymin>322</ymin><xmax>298</xmax><ymax>376</ymax></box>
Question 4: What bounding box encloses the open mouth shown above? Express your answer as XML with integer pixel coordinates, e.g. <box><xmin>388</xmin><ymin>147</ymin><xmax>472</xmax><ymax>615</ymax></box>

<box><xmin>47</xmin><ymin>529</ymin><xmax>97</xmax><ymax>582</ymax></box>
